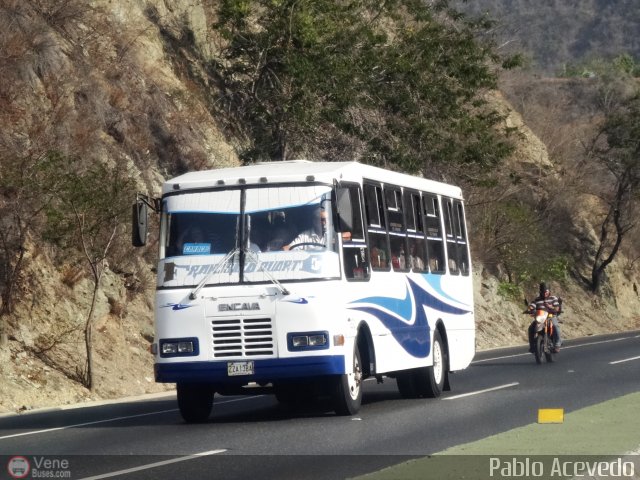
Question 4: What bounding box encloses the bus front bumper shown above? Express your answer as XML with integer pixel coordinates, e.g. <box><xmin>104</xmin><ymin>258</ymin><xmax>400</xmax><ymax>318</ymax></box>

<box><xmin>155</xmin><ymin>355</ymin><xmax>346</xmax><ymax>384</ymax></box>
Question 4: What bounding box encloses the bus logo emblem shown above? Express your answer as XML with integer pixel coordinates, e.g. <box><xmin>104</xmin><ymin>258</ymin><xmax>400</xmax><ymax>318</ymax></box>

<box><xmin>218</xmin><ymin>303</ymin><xmax>260</xmax><ymax>312</ymax></box>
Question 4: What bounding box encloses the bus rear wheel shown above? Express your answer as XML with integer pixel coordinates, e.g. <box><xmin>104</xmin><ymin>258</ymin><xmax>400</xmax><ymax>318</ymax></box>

<box><xmin>332</xmin><ymin>344</ymin><xmax>363</xmax><ymax>415</ymax></box>
<box><xmin>416</xmin><ymin>330</ymin><xmax>446</xmax><ymax>398</ymax></box>
<box><xmin>177</xmin><ymin>383</ymin><xmax>214</xmax><ymax>423</ymax></box>
<box><xmin>396</xmin><ymin>330</ymin><xmax>447</xmax><ymax>399</ymax></box>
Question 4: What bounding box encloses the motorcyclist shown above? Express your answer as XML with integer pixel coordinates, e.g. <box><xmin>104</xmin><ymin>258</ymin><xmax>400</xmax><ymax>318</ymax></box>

<box><xmin>528</xmin><ymin>282</ymin><xmax>563</xmax><ymax>353</ymax></box>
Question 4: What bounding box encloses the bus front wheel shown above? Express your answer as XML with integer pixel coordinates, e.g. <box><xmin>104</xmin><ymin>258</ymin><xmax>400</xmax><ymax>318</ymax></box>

<box><xmin>177</xmin><ymin>383</ymin><xmax>214</xmax><ymax>423</ymax></box>
<box><xmin>332</xmin><ymin>344</ymin><xmax>363</xmax><ymax>415</ymax></box>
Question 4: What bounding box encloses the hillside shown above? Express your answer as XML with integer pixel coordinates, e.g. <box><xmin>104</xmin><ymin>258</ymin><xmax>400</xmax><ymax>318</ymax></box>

<box><xmin>0</xmin><ymin>0</ymin><xmax>238</xmax><ymax>412</ymax></box>
<box><xmin>457</xmin><ymin>0</ymin><xmax>640</xmax><ymax>73</ymax></box>
<box><xmin>1</xmin><ymin>1</ymin><xmax>639</xmax><ymax>414</ymax></box>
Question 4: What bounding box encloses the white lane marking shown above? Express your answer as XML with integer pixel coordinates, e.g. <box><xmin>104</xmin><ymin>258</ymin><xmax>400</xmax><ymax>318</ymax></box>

<box><xmin>609</xmin><ymin>355</ymin><xmax>640</xmax><ymax>365</ymax></box>
<box><xmin>0</xmin><ymin>392</ymin><xmax>177</xmax><ymax>420</ymax></box>
<box><xmin>0</xmin><ymin>396</ymin><xmax>261</xmax><ymax>441</ymax></box>
<box><xmin>0</xmin><ymin>409</ymin><xmax>178</xmax><ymax>441</ymax></box>
<box><xmin>473</xmin><ymin>336</ymin><xmax>632</xmax><ymax>364</ymax></box>
<box><xmin>79</xmin><ymin>449</ymin><xmax>227</xmax><ymax>480</ymax></box>
<box><xmin>472</xmin><ymin>353</ymin><xmax>528</xmax><ymax>363</ymax></box>
<box><xmin>444</xmin><ymin>382</ymin><xmax>519</xmax><ymax>400</ymax></box>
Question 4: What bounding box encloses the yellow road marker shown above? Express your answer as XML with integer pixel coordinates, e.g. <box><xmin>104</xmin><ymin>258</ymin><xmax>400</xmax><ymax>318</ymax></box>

<box><xmin>538</xmin><ymin>408</ymin><xmax>564</xmax><ymax>423</ymax></box>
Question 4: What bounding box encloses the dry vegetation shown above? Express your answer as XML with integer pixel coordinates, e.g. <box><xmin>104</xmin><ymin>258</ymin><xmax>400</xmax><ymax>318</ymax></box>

<box><xmin>0</xmin><ymin>0</ymin><xmax>238</xmax><ymax>411</ymax></box>
<box><xmin>459</xmin><ymin>0</ymin><xmax>640</xmax><ymax>74</ymax></box>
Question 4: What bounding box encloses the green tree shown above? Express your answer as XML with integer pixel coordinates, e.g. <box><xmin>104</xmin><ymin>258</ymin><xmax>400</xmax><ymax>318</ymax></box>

<box><xmin>474</xmin><ymin>198</ymin><xmax>568</xmax><ymax>288</ymax></box>
<box><xmin>214</xmin><ymin>0</ymin><xmax>517</xmax><ymax>176</ymax></box>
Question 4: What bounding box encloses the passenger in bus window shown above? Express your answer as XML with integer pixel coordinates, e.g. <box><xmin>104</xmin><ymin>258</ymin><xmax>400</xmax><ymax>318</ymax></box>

<box><xmin>448</xmin><ymin>257</ymin><xmax>457</xmax><ymax>272</ymax></box>
<box><xmin>391</xmin><ymin>247</ymin><xmax>405</xmax><ymax>269</ymax></box>
<box><xmin>370</xmin><ymin>245</ymin><xmax>387</xmax><ymax>268</ymax></box>
<box><xmin>429</xmin><ymin>257</ymin><xmax>439</xmax><ymax>272</ymax></box>
<box><xmin>264</xmin><ymin>212</ymin><xmax>291</xmax><ymax>251</ymax></box>
<box><xmin>247</xmin><ymin>237</ymin><xmax>261</xmax><ymax>253</ymax></box>
<box><xmin>266</xmin><ymin>226</ymin><xmax>289</xmax><ymax>251</ymax></box>
<box><xmin>248</xmin><ymin>217</ymin><xmax>268</xmax><ymax>252</ymax></box>
<box><xmin>408</xmin><ymin>242</ymin><xmax>425</xmax><ymax>271</ymax></box>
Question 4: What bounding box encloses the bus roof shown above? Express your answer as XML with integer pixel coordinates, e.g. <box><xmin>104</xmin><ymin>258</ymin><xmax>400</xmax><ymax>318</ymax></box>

<box><xmin>163</xmin><ymin>160</ymin><xmax>464</xmax><ymax>199</ymax></box>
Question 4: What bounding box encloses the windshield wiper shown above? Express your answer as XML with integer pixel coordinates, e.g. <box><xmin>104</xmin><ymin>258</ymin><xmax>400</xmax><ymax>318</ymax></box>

<box><xmin>188</xmin><ymin>248</ymin><xmax>290</xmax><ymax>299</ymax></box>
<box><xmin>188</xmin><ymin>248</ymin><xmax>239</xmax><ymax>300</ymax></box>
<box><xmin>243</xmin><ymin>249</ymin><xmax>290</xmax><ymax>296</ymax></box>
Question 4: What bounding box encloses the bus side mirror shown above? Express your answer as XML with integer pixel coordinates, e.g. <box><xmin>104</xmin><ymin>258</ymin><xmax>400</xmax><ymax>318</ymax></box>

<box><xmin>132</xmin><ymin>198</ymin><xmax>148</xmax><ymax>247</ymax></box>
<box><xmin>335</xmin><ymin>186</ymin><xmax>354</xmax><ymax>233</ymax></box>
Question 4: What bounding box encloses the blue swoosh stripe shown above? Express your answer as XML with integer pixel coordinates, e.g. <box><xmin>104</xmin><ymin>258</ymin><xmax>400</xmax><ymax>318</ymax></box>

<box><xmin>160</xmin><ymin>303</ymin><xmax>193</xmax><ymax>311</ymax></box>
<box><xmin>348</xmin><ymin>277</ymin><xmax>471</xmax><ymax>358</ymax></box>
<box><xmin>355</xmin><ymin>286</ymin><xmax>413</xmax><ymax>322</ymax></box>
<box><xmin>426</xmin><ymin>275</ymin><xmax>472</xmax><ymax>310</ymax></box>
<box><xmin>413</xmin><ymin>280</ymin><xmax>471</xmax><ymax>316</ymax></box>
<box><xmin>285</xmin><ymin>298</ymin><xmax>309</xmax><ymax>304</ymax></box>
<box><xmin>351</xmin><ymin>306</ymin><xmax>430</xmax><ymax>357</ymax></box>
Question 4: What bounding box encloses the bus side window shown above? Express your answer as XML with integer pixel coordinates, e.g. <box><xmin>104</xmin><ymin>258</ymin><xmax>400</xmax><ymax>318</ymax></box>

<box><xmin>386</xmin><ymin>186</ymin><xmax>408</xmax><ymax>271</ymax></box>
<box><xmin>364</xmin><ymin>183</ymin><xmax>383</xmax><ymax>228</ymax></box>
<box><xmin>455</xmin><ymin>200</ymin><xmax>470</xmax><ymax>276</ymax></box>
<box><xmin>344</xmin><ymin>246</ymin><xmax>370</xmax><ymax>280</ymax></box>
<box><xmin>341</xmin><ymin>184</ymin><xmax>370</xmax><ymax>280</ymax></box>
<box><xmin>364</xmin><ymin>182</ymin><xmax>389</xmax><ymax>270</ymax></box>
<box><xmin>405</xmin><ymin>190</ymin><xmax>427</xmax><ymax>272</ymax></box>
<box><xmin>423</xmin><ymin>194</ymin><xmax>445</xmax><ymax>274</ymax></box>
<box><xmin>443</xmin><ymin>198</ymin><xmax>460</xmax><ymax>275</ymax></box>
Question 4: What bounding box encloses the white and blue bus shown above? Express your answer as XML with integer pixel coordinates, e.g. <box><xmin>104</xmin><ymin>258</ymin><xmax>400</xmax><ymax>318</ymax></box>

<box><xmin>132</xmin><ymin>161</ymin><xmax>475</xmax><ymax>422</ymax></box>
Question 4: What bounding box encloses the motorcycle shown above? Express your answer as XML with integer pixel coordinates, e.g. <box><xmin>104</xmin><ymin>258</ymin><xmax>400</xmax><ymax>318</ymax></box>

<box><xmin>524</xmin><ymin>300</ymin><xmax>556</xmax><ymax>364</ymax></box>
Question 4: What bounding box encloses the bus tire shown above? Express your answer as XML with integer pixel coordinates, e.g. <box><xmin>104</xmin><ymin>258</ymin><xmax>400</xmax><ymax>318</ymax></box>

<box><xmin>177</xmin><ymin>383</ymin><xmax>213</xmax><ymax>423</ymax></box>
<box><xmin>332</xmin><ymin>344</ymin><xmax>363</xmax><ymax>415</ymax></box>
<box><xmin>416</xmin><ymin>330</ymin><xmax>446</xmax><ymax>398</ymax></box>
<box><xmin>397</xmin><ymin>371</ymin><xmax>418</xmax><ymax>398</ymax></box>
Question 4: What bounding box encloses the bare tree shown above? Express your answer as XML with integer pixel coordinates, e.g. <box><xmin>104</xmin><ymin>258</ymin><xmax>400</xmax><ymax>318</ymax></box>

<box><xmin>71</xmin><ymin>204</ymin><xmax>119</xmax><ymax>390</ymax></box>
<box><xmin>48</xmin><ymin>161</ymin><xmax>135</xmax><ymax>389</ymax></box>
<box><xmin>580</xmin><ymin>94</ymin><xmax>640</xmax><ymax>292</ymax></box>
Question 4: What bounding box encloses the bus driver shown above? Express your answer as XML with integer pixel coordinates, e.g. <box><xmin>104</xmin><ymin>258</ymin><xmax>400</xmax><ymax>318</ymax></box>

<box><xmin>283</xmin><ymin>206</ymin><xmax>327</xmax><ymax>250</ymax></box>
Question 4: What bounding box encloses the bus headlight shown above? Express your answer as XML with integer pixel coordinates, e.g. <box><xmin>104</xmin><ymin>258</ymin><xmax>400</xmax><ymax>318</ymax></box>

<box><xmin>308</xmin><ymin>334</ymin><xmax>327</xmax><ymax>346</ymax></box>
<box><xmin>288</xmin><ymin>332</ymin><xmax>329</xmax><ymax>351</ymax></box>
<box><xmin>292</xmin><ymin>336</ymin><xmax>309</xmax><ymax>347</ymax></box>
<box><xmin>159</xmin><ymin>338</ymin><xmax>199</xmax><ymax>357</ymax></box>
<box><xmin>162</xmin><ymin>343</ymin><xmax>178</xmax><ymax>355</ymax></box>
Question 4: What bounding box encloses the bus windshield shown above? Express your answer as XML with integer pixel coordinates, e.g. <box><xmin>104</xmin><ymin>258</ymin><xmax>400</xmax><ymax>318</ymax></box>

<box><xmin>158</xmin><ymin>185</ymin><xmax>340</xmax><ymax>287</ymax></box>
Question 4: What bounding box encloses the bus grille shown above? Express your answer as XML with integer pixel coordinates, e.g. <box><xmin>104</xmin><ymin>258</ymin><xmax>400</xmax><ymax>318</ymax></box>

<box><xmin>211</xmin><ymin>318</ymin><xmax>274</xmax><ymax>358</ymax></box>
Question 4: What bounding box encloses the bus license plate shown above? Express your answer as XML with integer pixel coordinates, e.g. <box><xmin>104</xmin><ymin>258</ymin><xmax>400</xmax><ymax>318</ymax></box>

<box><xmin>227</xmin><ymin>361</ymin><xmax>254</xmax><ymax>376</ymax></box>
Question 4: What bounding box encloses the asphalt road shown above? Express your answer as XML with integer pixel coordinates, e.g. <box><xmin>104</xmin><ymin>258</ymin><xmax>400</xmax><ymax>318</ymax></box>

<box><xmin>1</xmin><ymin>331</ymin><xmax>639</xmax><ymax>479</ymax></box>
